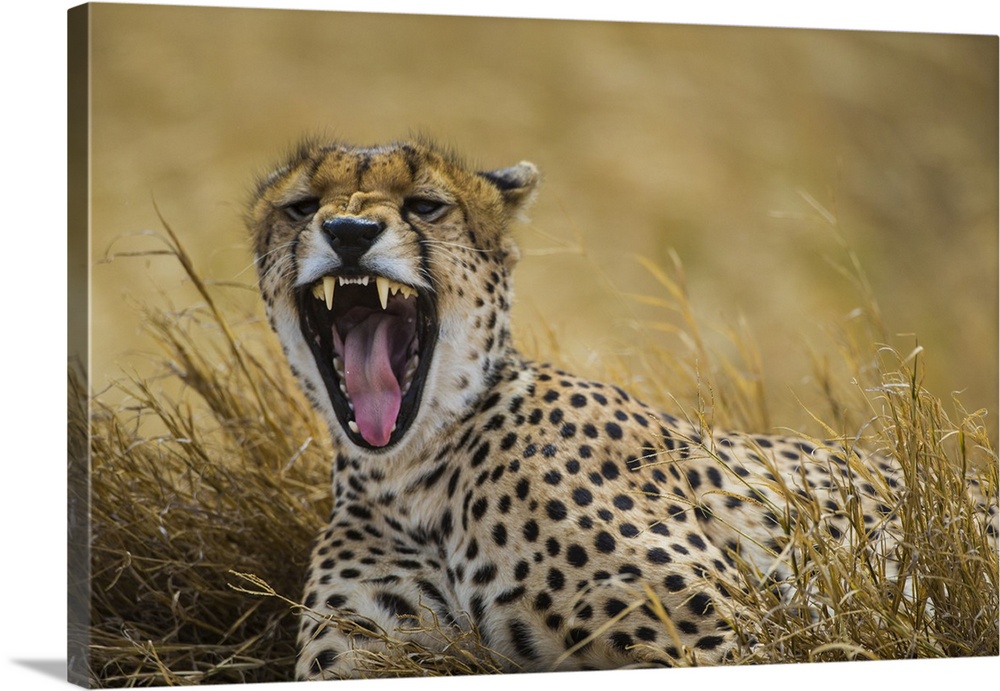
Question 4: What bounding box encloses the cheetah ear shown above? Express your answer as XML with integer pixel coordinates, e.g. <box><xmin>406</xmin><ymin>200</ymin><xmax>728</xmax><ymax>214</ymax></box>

<box><xmin>479</xmin><ymin>161</ymin><xmax>540</xmax><ymax>217</ymax></box>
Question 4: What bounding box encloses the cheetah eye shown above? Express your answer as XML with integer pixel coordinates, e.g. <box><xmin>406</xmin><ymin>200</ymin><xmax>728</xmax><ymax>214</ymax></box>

<box><xmin>403</xmin><ymin>197</ymin><xmax>450</xmax><ymax>222</ymax></box>
<box><xmin>283</xmin><ymin>197</ymin><xmax>321</xmax><ymax>222</ymax></box>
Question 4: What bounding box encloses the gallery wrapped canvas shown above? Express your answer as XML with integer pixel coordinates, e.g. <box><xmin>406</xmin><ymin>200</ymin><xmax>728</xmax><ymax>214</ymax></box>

<box><xmin>67</xmin><ymin>2</ymin><xmax>997</xmax><ymax>688</ymax></box>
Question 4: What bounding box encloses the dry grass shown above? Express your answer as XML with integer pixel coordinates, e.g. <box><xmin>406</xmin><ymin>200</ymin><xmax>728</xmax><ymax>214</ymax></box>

<box><xmin>71</xmin><ymin>223</ymin><xmax>997</xmax><ymax>686</ymax></box>
<box><xmin>720</xmin><ymin>348</ymin><xmax>998</xmax><ymax>663</ymax></box>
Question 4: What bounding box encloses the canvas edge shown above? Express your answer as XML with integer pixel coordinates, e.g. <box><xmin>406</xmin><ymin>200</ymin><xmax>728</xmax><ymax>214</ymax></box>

<box><xmin>67</xmin><ymin>3</ymin><xmax>92</xmax><ymax>688</ymax></box>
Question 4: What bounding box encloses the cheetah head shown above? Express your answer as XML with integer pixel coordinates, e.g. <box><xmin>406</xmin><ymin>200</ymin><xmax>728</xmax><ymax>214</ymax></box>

<box><xmin>248</xmin><ymin>140</ymin><xmax>538</xmax><ymax>454</ymax></box>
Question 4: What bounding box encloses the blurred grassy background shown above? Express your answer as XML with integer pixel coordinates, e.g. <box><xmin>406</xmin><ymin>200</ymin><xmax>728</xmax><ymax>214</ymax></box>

<box><xmin>89</xmin><ymin>4</ymin><xmax>998</xmax><ymax>434</ymax></box>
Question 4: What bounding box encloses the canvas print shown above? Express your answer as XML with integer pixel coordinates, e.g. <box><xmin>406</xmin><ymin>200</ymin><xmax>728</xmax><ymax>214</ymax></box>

<box><xmin>67</xmin><ymin>3</ymin><xmax>998</xmax><ymax>687</ymax></box>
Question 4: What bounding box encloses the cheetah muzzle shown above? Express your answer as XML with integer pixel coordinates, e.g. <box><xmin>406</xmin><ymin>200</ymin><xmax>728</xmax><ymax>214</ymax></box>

<box><xmin>248</xmin><ymin>138</ymin><xmax>998</xmax><ymax>680</ymax></box>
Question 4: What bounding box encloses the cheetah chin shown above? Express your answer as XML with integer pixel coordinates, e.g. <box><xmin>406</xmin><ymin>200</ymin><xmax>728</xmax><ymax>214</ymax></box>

<box><xmin>299</xmin><ymin>273</ymin><xmax>438</xmax><ymax>449</ymax></box>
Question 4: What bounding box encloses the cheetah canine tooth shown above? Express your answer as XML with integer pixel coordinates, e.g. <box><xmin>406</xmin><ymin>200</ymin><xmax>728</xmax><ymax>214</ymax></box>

<box><xmin>323</xmin><ymin>276</ymin><xmax>336</xmax><ymax>310</ymax></box>
<box><xmin>376</xmin><ymin>276</ymin><xmax>390</xmax><ymax>310</ymax></box>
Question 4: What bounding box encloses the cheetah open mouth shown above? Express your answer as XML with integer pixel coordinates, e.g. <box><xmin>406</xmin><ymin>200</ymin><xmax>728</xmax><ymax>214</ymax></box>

<box><xmin>298</xmin><ymin>274</ymin><xmax>437</xmax><ymax>449</ymax></box>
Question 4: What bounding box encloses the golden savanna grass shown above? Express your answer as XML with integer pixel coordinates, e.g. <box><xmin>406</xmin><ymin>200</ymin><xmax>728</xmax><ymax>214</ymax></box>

<box><xmin>72</xmin><ymin>214</ymin><xmax>997</xmax><ymax>686</ymax></box>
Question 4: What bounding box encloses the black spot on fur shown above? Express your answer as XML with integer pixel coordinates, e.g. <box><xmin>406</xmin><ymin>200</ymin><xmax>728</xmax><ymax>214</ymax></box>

<box><xmin>546</xmin><ymin>499</ymin><xmax>568</xmax><ymax>521</ymax></box>
<box><xmin>473</xmin><ymin>563</ymin><xmax>498</xmax><ymax>585</ymax></box>
<box><xmin>509</xmin><ymin>619</ymin><xmax>541</xmax><ymax>660</ymax></box>
<box><xmin>688</xmin><ymin>592</ymin><xmax>715</xmax><ymax>616</ymax></box>
<box><xmin>567</xmin><ymin>543</ymin><xmax>588</xmax><ymax>567</ymax></box>
<box><xmin>375</xmin><ymin>592</ymin><xmax>417</xmax><ymax>618</ymax></box>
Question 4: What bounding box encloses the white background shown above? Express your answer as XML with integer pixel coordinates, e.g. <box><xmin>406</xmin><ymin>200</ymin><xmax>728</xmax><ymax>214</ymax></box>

<box><xmin>2</xmin><ymin>1</ymin><xmax>997</xmax><ymax>690</ymax></box>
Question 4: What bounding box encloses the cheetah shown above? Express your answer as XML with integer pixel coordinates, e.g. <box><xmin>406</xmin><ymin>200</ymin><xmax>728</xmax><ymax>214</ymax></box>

<box><xmin>248</xmin><ymin>139</ymin><xmax>997</xmax><ymax>679</ymax></box>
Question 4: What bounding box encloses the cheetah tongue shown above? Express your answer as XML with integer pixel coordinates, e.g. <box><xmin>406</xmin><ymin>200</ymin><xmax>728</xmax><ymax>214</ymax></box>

<box><xmin>342</xmin><ymin>312</ymin><xmax>406</xmax><ymax>447</ymax></box>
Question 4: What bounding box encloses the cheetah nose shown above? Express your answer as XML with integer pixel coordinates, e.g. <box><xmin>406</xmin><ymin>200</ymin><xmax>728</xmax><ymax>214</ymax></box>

<box><xmin>321</xmin><ymin>216</ymin><xmax>384</xmax><ymax>263</ymax></box>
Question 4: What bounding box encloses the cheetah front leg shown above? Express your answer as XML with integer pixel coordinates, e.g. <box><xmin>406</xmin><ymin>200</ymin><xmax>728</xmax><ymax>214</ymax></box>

<box><xmin>296</xmin><ymin>576</ymin><xmax>471</xmax><ymax>679</ymax></box>
<box><xmin>296</xmin><ymin>588</ymin><xmax>423</xmax><ymax>679</ymax></box>
<box><xmin>294</xmin><ymin>532</ymin><xmax>484</xmax><ymax>680</ymax></box>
